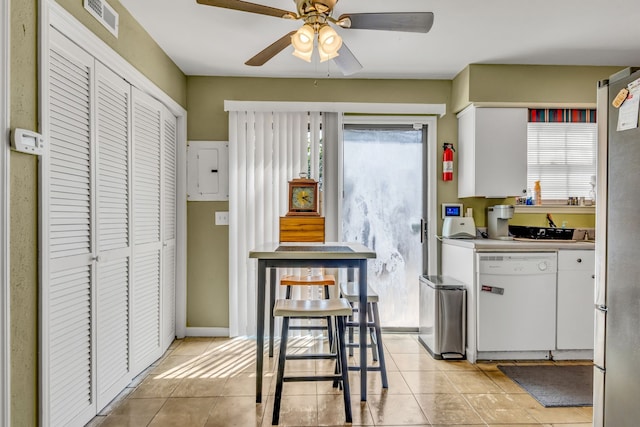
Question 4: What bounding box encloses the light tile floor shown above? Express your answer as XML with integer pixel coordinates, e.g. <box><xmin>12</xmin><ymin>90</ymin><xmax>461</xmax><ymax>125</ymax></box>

<box><xmin>88</xmin><ymin>334</ymin><xmax>593</xmax><ymax>426</ymax></box>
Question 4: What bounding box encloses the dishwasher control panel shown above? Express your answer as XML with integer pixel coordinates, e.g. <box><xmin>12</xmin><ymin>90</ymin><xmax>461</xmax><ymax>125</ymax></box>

<box><xmin>478</xmin><ymin>253</ymin><xmax>558</xmax><ymax>275</ymax></box>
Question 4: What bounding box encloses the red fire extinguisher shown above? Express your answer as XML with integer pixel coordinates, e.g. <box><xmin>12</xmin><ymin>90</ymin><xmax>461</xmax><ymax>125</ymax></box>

<box><xmin>443</xmin><ymin>143</ymin><xmax>455</xmax><ymax>181</ymax></box>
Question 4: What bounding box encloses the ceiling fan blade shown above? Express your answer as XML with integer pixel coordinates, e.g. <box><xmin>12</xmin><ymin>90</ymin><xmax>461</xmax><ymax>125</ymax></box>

<box><xmin>332</xmin><ymin>43</ymin><xmax>363</xmax><ymax>76</ymax></box>
<box><xmin>338</xmin><ymin>12</ymin><xmax>434</xmax><ymax>33</ymax></box>
<box><xmin>245</xmin><ymin>31</ymin><xmax>296</xmax><ymax>66</ymax></box>
<box><xmin>196</xmin><ymin>0</ymin><xmax>294</xmax><ymax>19</ymax></box>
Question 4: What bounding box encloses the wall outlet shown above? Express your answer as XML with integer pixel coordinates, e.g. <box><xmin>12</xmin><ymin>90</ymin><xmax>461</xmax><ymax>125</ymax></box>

<box><xmin>215</xmin><ymin>211</ymin><xmax>229</xmax><ymax>226</ymax></box>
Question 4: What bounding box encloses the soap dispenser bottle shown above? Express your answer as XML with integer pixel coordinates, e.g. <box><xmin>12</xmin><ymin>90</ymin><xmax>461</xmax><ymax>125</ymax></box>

<box><xmin>534</xmin><ymin>181</ymin><xmax>542</xmax><ymax>205</ymax></box>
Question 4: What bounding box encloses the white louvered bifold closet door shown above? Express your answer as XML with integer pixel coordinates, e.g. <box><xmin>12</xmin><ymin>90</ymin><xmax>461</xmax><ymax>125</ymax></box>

<box><xmin>131</xmin><ymin>88</ymin><xmax>163</xmax><ymax>374</ymax></box>
<box><xmin>94</xmin><ymin>62</ymin><xmax>133</xmax><ymax>409</ymax></box>
<box><xmin>44</xmin><ymin>27</ymin><xmax>178</xmax><ymax>427</ymax></box>
<box><xmin>44</xmin><ymin>29</ymin><xmax>96</xmax><ymax>427</ymax></box>
<box><xmin>161</xmin><ymin>106</ymin><xmax>177</xmax><ymax>349</ymax></box>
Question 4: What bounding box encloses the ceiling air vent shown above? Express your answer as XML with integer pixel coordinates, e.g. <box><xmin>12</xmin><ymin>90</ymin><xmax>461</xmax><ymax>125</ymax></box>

<box><xmin>84</xmin><ymin>0</ymin><xmax>119</xmax><ymax>37</ymax></box>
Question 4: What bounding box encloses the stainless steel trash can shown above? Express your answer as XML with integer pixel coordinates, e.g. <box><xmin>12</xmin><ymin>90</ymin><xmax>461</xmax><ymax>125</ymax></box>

<box><xmin>418</xmin><ymin>275</ymin><xmax>466</xmax><ymax>359</ymax></box>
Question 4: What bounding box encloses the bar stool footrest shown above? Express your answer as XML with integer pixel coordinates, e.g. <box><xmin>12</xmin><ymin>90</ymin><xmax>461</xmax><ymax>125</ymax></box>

<box><xmin>346</xmin><ymin>343</ymin><xmax>374</xmax><ymax>348</ymax></box>
<box><xmin>348</xmin><ymin>366</ymin><xmax>384</xmax><ymax>372</ymax></box>
<box><xmin>286</xmin><ymin>353</ymin><xmax>336</xmax><ymax>360</ymax></box>
<box><xmin>345</xmin><ymin>321</ymin><xmax>376</xmax><ymax>327</ymax></box>
<box><xmin>287</xmin><ymin>325</ymin><xmax>330</xmax><ymax>330</ymax></box>
<box><xmin>284</xmin><ymin>374</ymin><xmax>343</xmax><ymax>382</ymax></box>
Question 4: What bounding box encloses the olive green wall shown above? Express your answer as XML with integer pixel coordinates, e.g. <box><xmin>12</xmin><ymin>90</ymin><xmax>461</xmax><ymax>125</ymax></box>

<box><xmin>187</xmin><ymin>200</ymin><xmax>230</xmax><ymax>326</ymax></box>
<box><xmin>9</xmin><ymin>0</ymin><xmax>186</xmax><ymax>425</ymax></box>
<box><xmin>186</xmin><ymin>76</ymin><xmax>456</xmax><ymax>327</ymax></box>
<box><xmin>10</xmin><ymin>0</ymin><xmax>38</xmax><ymax>424</ymax></box>
<box><xmin>511</xmin><ymin>212</ymin><xmax>595</xmax><ymax>229</ymax></box>
<box><xmin>451</xmin><ymin>65</ymin><xmax>470</xmax><ymax>114</ymax></box>
<box><xmin>56</xmin><ymin>0</ymin><xmax>187</xmax><ymax>108</ymax></box>
<box><xmin>451</xmin><ymin>64</ymin><xmax>623</xmax><ymax>115</ymax></box>
<box><xmin>468</xmin><ymin>64</ymin><xmax>622</xmax><ymax>109</ymax></box>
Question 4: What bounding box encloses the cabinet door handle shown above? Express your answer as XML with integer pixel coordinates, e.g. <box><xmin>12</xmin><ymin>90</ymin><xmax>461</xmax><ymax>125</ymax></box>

<box><xmin>577</xmin><ymin>258</ymin><xmax>582</xmax><ymax>263</ymax></box>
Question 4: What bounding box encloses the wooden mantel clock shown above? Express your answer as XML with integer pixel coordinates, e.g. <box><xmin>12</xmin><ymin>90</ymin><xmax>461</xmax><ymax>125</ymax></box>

<box><xmin>286</xmin><ymin>174</ymin><xmax>319</xmax><ymax>216</ymax></box>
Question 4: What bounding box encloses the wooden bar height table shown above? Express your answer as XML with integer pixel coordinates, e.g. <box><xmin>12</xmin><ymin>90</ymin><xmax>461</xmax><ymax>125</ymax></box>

<box><xmin>249</xmin><ymin>242</ymin><xmax>376</xmax><ymax>403</ymax></box>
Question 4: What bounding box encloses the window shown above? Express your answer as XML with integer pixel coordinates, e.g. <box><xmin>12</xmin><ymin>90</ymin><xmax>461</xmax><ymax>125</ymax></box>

<box><xmin>527</xmin><ymin>109</ymin><xmax>597</xmax><ymax>201</ymax></box>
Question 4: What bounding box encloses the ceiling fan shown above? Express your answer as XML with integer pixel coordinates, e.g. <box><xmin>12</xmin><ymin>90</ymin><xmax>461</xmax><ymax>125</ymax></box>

<box><xmin>196</xmin><ymin>0</ymin><xmax>434</xmax><ymax>75</ymax></box>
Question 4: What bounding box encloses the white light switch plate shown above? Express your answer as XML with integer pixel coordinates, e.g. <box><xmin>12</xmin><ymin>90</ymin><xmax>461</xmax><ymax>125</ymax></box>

<box><xmin>215</xmin><ymin>211</ymin><xmax>229</xmax><ymax>226</ymax></box>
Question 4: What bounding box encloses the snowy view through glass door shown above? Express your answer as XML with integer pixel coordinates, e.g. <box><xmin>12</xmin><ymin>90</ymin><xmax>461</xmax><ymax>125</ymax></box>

<box><xmin>342</xmin><ymin>126</ymin><xmax>423</xmax><ymax>328</ymax></box>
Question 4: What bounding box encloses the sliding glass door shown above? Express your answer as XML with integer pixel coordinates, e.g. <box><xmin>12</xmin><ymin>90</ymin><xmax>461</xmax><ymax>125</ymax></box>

<box><xmin>342</xmin><ymin>124</ymin><xmax>426</xmax><ymax>328</ymax></box>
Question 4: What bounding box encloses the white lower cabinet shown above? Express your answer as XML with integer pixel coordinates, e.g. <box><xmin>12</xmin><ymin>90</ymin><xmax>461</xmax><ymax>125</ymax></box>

<box><xmin>556</xmin><ymin>250</ymin><xmax>596</xmax><ymax>350</ymax></box>
<box><xmin>441</xmin><ymin>241</ymin><xmax>595</xmax><ymax>363</ymax></box>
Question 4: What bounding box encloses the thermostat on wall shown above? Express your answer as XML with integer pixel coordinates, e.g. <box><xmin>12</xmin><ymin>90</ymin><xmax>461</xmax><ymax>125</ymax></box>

<box><xmin>442</xmin><ymin>203</ymin><xmax>463</xmax><ymax>219</ymax></box>
<box><xmin>11</xmin><ymin>128</ymin><xmax>45</xmax><ymax>155</ymax></box>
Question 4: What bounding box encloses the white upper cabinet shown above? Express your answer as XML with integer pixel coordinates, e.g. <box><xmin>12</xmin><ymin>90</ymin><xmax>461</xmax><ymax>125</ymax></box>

<box><xmin>457</xmin><ymin>106</ymin><xmax>528</xmax><ymax>198</ymax></box>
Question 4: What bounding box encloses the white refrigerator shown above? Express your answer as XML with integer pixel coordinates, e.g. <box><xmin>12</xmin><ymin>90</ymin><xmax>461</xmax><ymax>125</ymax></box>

<box><xmin>594</xmin><ymin>67</ymin><xmax>640</xmax><ymax>426</ymax></box>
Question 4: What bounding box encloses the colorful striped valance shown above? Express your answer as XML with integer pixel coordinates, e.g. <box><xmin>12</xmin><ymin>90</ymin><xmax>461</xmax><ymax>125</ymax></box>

<box><xmin>529</xmin><ymin>108</ymin><xmax>597</xmax><ymax>123</ymax></box>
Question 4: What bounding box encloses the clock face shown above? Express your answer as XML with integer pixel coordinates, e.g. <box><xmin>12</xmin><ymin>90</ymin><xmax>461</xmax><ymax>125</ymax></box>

<box><xmin>291</xmin><ymin>186</ymin><xmax>315</xmax><ymax>210</ymax></box>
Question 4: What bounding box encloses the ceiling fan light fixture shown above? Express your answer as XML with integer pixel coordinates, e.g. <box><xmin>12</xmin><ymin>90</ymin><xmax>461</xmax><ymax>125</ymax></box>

<box><xmin>318</xmin><ymin>47</ymin><xmax>339</xmax><ymax>62</ymax></box>
<box><xmin>292</xmin><ymin>47</ymin><xmax>313</xmax><ymax>62</ymax></box>
<box><xmin>318</xmin><ymin>25</ymin><xmax>342</xmax><ymax>56</ymax></box>
<box><xmin>291</xmin><ymin>24</ymin><xmax>314</xmax><ymax>52</ymax></box>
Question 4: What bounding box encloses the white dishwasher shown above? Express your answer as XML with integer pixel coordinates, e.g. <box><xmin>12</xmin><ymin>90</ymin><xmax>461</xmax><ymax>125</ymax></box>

<box><xmin>477</xmin><ymin>252</ymin><xmax>557</xmax><ymax>354</ymax></box>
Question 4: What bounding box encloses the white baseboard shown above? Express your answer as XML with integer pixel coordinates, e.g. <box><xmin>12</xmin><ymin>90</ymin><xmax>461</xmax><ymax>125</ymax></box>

<box><xmin>185</xmin><ymin>327</ymin><xmax>230</xmax><ymax>337</ymax></box>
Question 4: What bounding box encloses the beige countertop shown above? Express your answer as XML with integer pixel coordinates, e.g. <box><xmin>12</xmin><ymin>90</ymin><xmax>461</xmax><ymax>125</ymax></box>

<box><xmin>440</xmin><ymin>237</ymin><xmax>595</xmax><ymax>251</ymax></box>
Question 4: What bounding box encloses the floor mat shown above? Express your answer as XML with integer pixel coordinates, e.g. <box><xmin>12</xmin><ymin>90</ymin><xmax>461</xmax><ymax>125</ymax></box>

<box><xmin>498</xmin><ymin>364</ymin><xmax>593</xmax><ymax>407</ymax></box>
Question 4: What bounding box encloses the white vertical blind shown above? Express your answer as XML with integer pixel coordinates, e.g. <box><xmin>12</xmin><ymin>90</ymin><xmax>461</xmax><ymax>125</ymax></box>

<box><xmin>229</xmin><ymin>111</ymin><xmax>322</xmax><ymax>336</ymax></box>
<box><xmin>527</xmin><ymin>122</ymin><xmax>597</xmax><ymax>199</ymax></box>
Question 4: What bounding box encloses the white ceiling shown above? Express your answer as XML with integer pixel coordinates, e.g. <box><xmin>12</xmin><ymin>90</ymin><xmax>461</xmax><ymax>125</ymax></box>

<box><xmin>118</xmin><ymin>0</ymin><xmax>640</xmax><ymax>80</ymax></box>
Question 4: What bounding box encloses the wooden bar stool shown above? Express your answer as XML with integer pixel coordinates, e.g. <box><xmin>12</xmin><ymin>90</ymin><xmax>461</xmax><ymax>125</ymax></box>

<box><xmin>272</xmin><ymin>298</ymin><xmax>353</xmax><ymax>425</ymax></box>
<box><xmin>280</xmin><ymin>272</ymin><xmax>336</xmax><ymax>346</ymax></box>
<box><xmin>339</xmin><ymin>281</ymin><xmax>388</xmax><ymax>388</ymax></box>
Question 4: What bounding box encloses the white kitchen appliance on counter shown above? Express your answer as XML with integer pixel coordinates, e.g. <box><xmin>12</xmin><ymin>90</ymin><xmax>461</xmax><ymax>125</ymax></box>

<box><xmin>442</xmin><ymin>217</ymin><xmax>476</xmax><ymax>239</ymax></box>
<box><xmin>487</xmin><ymin>204</ymin><xmax>514</xmax><ymax>240</ymax></box>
